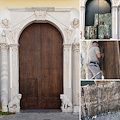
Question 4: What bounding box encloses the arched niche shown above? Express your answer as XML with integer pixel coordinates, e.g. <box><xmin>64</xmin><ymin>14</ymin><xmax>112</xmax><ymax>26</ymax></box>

<box><xmin>85</xmin><ymin>0</ymin><xmax>112</xmax><ymax>39</ymax></box>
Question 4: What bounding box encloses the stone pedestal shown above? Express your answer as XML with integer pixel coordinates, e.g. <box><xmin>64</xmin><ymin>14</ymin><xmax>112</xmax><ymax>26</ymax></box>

<box><xmin>0</xmin><ymin>43</ymin><xmax>9</xmax><ymax>112</ymax></box>
<box><xmin>72</xmin><ymin>42</ymin><xmax>80</xmax><ymax>113</ymax></box>
<box><xmin>112</xmin><ymin>6</ymin><xmax>118</xmax><ymax>39</ymax></box>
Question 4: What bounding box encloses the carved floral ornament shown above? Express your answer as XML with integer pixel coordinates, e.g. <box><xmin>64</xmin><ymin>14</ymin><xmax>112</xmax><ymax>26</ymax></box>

<box><xmin>1</xmin><ymin>18</ymin><xmax>10</xmax><ymax>28</ymax></box>
<box><xmin>11</xmin><ymin>46</ymin><xmax>18</xmax><ymax>52</ymax></box>
<box><xmin>70</xmin><ymin>18</ymin><xmax>79</xmax><ymax>29</ymax></box>
<box><xmin>72</xmin><ymin>43</ymin><xmax>80</xmax><ymax>52</ymax></box>
<box><xmin>63</xmin><ymin>27</ymin><xmax>76</xmax><ymax>43</ymax></box>
<box><xmin>34</xmin><ymin>10</ymin><xmax>47</xmax><ymax>20</ymax></box>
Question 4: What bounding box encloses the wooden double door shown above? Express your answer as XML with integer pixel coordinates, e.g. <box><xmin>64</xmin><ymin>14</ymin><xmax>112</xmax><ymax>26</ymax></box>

<box><xmin>19</xmin><ymin>23</ymin><xmax>63</xmax><ymax>109</ymax></box>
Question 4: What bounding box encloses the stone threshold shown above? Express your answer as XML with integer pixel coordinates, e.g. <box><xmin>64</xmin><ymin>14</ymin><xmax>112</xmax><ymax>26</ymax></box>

<box><xmin>20</xmin><ymin>109</ymin><xmax>62</xmax><ymax>113</ymax></box>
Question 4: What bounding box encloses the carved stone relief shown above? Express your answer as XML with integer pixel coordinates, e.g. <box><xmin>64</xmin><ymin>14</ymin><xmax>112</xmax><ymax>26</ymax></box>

<box><xmin>34</xmin><ymin>11</ymin><xmax>47</xmax><ymax>20</ymax></box>
<box><xmin>1</xmin><ymin>30</ymin><xmax>6</xmax><ymax>43</ymax></box>
<box><xmin>63</xmin><ymin>27</ymin><xmax>76</xmax><ymax>43</ymax></box>
<box><xmin>70</xmin><ymin>18</ymin><xmax>79</xmax><ymax>29</ymax></box>
<box><xmin>8</xmin><ymin>94</ymin><xmax>22</xmax><ymax>113</ymax></box>
<box><xmin>1</xmin><ymin>19</ymin><xmax>10</xmax><ymax>28</ymax></box>
<box><xmin>60</xmin><ymin>94</ymin><xmax>72</xmax><ymax>112</ymax></box>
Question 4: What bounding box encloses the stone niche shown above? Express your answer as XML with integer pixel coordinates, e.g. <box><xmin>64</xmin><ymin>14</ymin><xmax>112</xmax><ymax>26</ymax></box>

<box><xmin>0</xmin><ymin>7</ymin><xmax>80</xmax><ymax>113</ymax></box>
<box><xmin>81</xmin><ymin>81</ymin><xmax>120</xmax><ymax>118</ymax></box>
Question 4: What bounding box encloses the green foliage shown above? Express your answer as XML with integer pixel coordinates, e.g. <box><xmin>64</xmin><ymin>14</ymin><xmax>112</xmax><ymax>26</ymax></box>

<box><xmin>0</xmin><ymin>106</ymin><xmax>15</xmax><ymax>115</ymax></box>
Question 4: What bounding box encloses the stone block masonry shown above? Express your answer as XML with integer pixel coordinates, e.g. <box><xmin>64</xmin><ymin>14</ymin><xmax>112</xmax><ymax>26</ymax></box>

<box><xmin>81</xmin><ymin>82</ymin><xmax>120</xmax><ymax>118</ymax></box>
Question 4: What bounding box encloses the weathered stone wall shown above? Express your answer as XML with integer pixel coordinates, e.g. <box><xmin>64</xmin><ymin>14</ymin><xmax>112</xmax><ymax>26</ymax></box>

<box><xmin>81</xmin><ymin>82</ymin><xmax>120</xmax><ymax>118</ymax></box>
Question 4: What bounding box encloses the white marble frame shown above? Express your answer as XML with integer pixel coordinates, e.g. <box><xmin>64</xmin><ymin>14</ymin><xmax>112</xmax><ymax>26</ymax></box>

<box><xmin>79</xmin><ymin>0</ymin><xmax>120</xmax><ymax>40</ymax></box>
<box><xmin>0</xmin><ymin>7</ymin><xmax>80</xmax><ymax>113</ymax></box>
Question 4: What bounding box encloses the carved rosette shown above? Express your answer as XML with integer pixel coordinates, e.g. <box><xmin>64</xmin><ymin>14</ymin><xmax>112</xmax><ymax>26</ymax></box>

<box><xmin>0</xmin><ymin>43</ymin><xmax>9</xmax><ymax>112</ymax></box>
<box><xmin>34</xmin><ymin>11</ymin><xmax>47</xmax><ymax>20</ymax></box>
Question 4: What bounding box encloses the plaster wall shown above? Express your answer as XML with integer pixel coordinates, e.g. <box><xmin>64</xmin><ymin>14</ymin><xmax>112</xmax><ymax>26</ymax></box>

<box><xmin>0</xmin><ymin>0</ymin><xmax>79</xmax><ymax>11</ymax></box>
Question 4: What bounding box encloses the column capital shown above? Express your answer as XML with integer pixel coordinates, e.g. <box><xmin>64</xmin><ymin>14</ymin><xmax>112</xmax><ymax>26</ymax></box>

<box><xmin>63</xmin><ymin>43</ymin><xmax>71</xmax><ymax>47</ymax></box>
<box><xmin>72</xmin><ymin>43</ymin><xmax>80</xmax><ymax>52</ymax></box>
<box><xmin>9</xmin><ymin>44</ymin><xmax>19</xmax><ymax>53</ymax></box>
<box><xmin>9</xmin><ymin>44</ymin><xmax>19</xmax><ymax>47</ymax></box>
<box><xmin>0</xmin><ymin>43</ymin><xmax>8</xmax><ymax>50</ymax></box>
<box><xmin>112</xmin><ymin>6</ymin><xmax>118</xmax><ymax>8</ymax></box>
<box><xmin>80</xmin><ymin>6</ymin><xmax>85</xmax><ymax>9</ymax></box>
<box><xmin>63</xmin><ymin>44</ymin><xmax>72</xmax><ymax>52</ymax></box>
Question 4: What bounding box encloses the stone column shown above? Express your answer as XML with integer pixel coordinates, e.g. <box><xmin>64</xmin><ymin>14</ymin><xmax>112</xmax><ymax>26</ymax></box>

<box><xmin>111</xmin><ymin>6</ymin><xmax>118</xmax><ymax>39</ymax></box>
<box><xmin>63</xmin><ymin>44</ymin><xmax>72</xmax><ymax>102</ymax></box>
<box><xmin>118</xmin><ymin>6</ymin><xmax>120</xmax><ymax>39</ymax></box>
<box><xmin>79</xmin><ymin>6</ymin><xmax>85</xmax><ymax>39</ymax></box>
<box><xmin>9</xmin><ymin>44</ymin><xmax>19</xmax><ymax>101</ymax></box>
<box><xmin>72</xmin><ymin>42</ymin><xmax>80</xmax><ymax>113</ymax></box>
<box><xmin>0</xmin><ymin>43</ymin><xmax>9</xmax><ymax>112</ymax></box>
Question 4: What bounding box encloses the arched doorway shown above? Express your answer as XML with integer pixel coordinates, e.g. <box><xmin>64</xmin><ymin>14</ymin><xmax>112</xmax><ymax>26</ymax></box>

<box><xmin>19</xmin><ymin>23</ymin><xmax>63</xmax><ymax>109</ymax></box>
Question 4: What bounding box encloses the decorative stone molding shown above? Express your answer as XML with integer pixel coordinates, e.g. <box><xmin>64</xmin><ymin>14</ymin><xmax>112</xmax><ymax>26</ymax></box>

<box><xmin>72</xmin><ymin>43</ymin><xmax>80</xmax><ymax>52</ymax></box>
<box><xmin>0</xmin><ymin>43</ymin><xmax>9</xmax><ymax>112</ymax></box>
<box><xmin>1</xmin><ymin>19</ymin><xmax>10</xmax><ymax>28</ymax></box>
<box><xmin>63</xmin><ymin>27</ymin><xmax>76</xmax><ymax>43</ymax></box>
<box><xmin>11</xmin><ymin>45</ymin><xmax>18</xmax><ymax>53</ymax></box>
<box><xmin>34</xmin><ymin>11</ymin><xmax>47</xmax><ymax>20</ymax></box>
<box><xmin>70</xmin><ymin>18</ymin><xmax>79</xmax><ymax>29</ymax></box>
<box><xmin>6</xmin><ymin>29</ymin><xmax>20</xmax><ymax>43</ymax></box>
<box><xmin>1</xmin><ymin>30</ymin><xmax>7</xmax><ymax>43</ymax></box>
<box><xmin>81</xmin><ymin>41</ymin><xmax>87</xmax><ymax>53</ymax></box>
<box><xmin>60</xmin><ymin>94</ymin><xmax>72</xmax><ymax>112</ymax></box>
<box><xmin>113</xmin><ymin>0</ymin><xmax>119</xmax><ymax>6</ymax></box>
<box><xmin>8</xmin><ymin>94</ymin><xmax>22</xmax><ymax>113</ymax></box>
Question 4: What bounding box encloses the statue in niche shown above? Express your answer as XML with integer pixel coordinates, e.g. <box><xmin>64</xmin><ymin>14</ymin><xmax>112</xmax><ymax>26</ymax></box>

<box><xmin>71</xmin><ymin>18</ymin><xmax>79</xmax><ymax>29</ymax></box>
<box><xmin>1</xmin><ymin>19</ymin><xmax>10</xmax><ymax>28</ymax></box>
<box><xmin>8</xmin><ymin>94</ymin><xmax>22</xmax><ymax>113</ymax></box>
<box><xmin>60</xmin><ymin>94</ymin><xmax>72</xmax><ymax>112</ymax></box>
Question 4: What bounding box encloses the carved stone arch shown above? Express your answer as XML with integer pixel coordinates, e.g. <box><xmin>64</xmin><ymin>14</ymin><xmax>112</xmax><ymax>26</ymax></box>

<box><xmin>83</xmin><ymin>0</ymin><xmax>113</xmax><ymax>6</ymax></box>
<box><xmin>16</xmin><ymin>18</ymin><xmax>66</xmax><ymax>44</ymax></box>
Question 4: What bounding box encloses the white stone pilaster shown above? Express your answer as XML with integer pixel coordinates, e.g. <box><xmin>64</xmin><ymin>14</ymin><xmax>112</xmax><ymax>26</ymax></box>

<box><xmin>111</xmin><ymin>6</ymin><xmax>118</xmax><ymax>39</ymax></box>
<box><xmin>63</xmin><ymin>44</ymin><xmax>72</xmax><ymax>102</ymax></box>
<box><xmin>79</xmin><ymin>6</ymin><xmax>85</xmax><ymax>40</ymax></box>
<box><xmin>119</xmin><ymin>6</ymin><xmax>120</xmax><ymax>39</ymax></box>
<box><xmin>72</xmin><ymin>42</ymin><xmax>80</xmax><ymax>113</ymax></box>
<box><xmin>0</xmin><ymin>43</ymin><xmax>9</xmax><ymax>112</ymax></box>
<box><xmin>9</xmin><ymin>44</ymin><xmax>19</xmax><ymax>101</ymax></box>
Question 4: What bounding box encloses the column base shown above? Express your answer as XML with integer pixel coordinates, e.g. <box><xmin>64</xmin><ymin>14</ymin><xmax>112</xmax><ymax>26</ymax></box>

<box><xmin>2</xmin><ymin>106</ymin><xmax>8</xmax><ymax>112</ymax></box>
<box><xmin>73</xmin><ymin>106</ymin><xmax>79</xmax><ymax>113</ymax></box>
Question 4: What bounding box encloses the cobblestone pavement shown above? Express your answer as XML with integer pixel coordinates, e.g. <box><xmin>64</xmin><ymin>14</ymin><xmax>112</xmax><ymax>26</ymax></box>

<box><xmin>0</xmin><ymin>110</ymin><xmax>79</xmax><ymax>120</ymax></box>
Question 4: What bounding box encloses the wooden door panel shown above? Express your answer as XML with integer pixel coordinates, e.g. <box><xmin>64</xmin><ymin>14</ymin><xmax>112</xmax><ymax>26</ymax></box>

<box><xmin>19</xmin><ymin>23</ymin><xmax>63</xmax><ymax>109</ymax></box>
<box><xmin>99</xmin><ymin>41</ymin><xmax>120</xmax><ymax>79</ymax></box>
